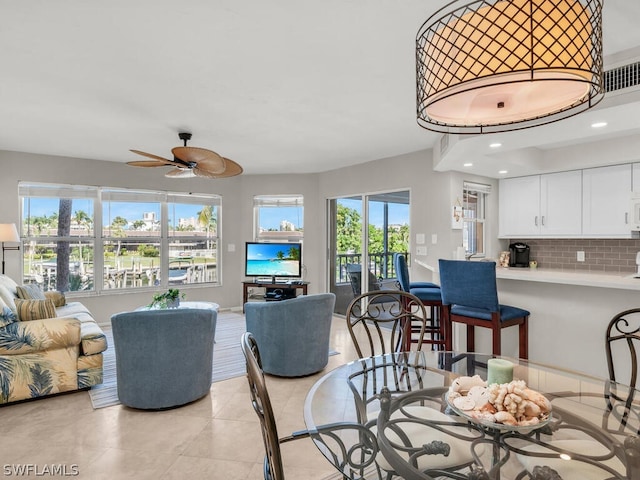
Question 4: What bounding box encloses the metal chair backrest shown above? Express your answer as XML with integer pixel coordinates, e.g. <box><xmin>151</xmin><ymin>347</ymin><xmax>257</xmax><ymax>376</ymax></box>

<box><xmin>346</xmin><ymin>290</ymin><xmax>427</xmax><ymax>358</ymax></box>
<box><xmin>438</xmin><ymin>259</ymin><xmax>500</xmax><ymax>312</ymax></box>
<box><xmin>606</xmin><ymin>308</ymin><xmax>640</xmax><ymax>390</ymax></box>
<box><xmin>241</xmin><ymin>332</ymin><xmax>285</xmax><ymax>480</ymax></box>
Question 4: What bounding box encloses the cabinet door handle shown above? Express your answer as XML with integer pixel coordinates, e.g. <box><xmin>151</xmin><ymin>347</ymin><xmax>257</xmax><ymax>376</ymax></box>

<box><xmin>541</xmin><ymin>216</ymin><xmax>545</xmax><ymax>226</ymax></box>
<box><xmin>534</xmin><ymin>216</ymin><xmax>538</xmax><ymax>226</ymax></box>
<box><xmin>626</xmin><ymin>212</ymin><xmax>629</xmax><ymax>224</ymax></box>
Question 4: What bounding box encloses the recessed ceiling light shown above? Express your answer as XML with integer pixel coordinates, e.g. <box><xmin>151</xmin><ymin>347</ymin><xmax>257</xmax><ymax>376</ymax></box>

<box><xmin>498</xmin><ymin>170</ymin><xmax>508</xmax><ymax>174</ymax></box>
<box><xmin>489</xmin><ymin>142</ymin><xmax>502</xmax><ymax>148</ymax></box>
<box><xmin>463</xmin><ymin>162</ymin><xmax>473</xmax><ymax>167</ymax></box>
<box><xmin>591</xmin><ymin>121</ymin><xmax>607</xmax><ymax>128</ymax></box>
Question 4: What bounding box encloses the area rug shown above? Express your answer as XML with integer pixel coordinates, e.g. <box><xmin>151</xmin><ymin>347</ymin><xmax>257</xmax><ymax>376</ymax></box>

<box><xmin>89</xmin><ymin>311</ymin><xmax>339</xmax><ymax>409</ymax></box>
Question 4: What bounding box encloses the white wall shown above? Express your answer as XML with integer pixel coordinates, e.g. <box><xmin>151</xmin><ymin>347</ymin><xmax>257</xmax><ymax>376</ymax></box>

<box><xmin>0</xmin><ymin>148</ymin><xmax>500</xmax><ymax>326</ymax></box>
<box><xmin>317</xmin><ymin>149</ymin><xmax>502</xmax><ymax>285</ymax></box>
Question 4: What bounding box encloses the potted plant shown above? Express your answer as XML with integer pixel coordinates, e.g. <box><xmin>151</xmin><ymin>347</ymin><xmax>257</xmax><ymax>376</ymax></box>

<box><xmin>149</xmin><ymin>288</ymin><xmax>185</xmax><ymax>309</ymax></box>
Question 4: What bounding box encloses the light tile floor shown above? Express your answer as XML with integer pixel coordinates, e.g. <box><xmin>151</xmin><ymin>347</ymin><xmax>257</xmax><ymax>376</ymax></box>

<box><xmin>0</xmin><ymin>316</ymin><xmax>362</xmax><ymax>479</ymax></box>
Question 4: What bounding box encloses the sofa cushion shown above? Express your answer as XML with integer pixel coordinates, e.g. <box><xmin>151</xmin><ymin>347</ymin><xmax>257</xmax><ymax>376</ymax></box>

<box><xmin>0</xmin><ymin>317</ymin><xmax>81</xmax><ymax>354</ymax></box>
<box><xmin>16</xmin><ymin>284</ymin><xmax>47</xmax><ymax>300</ymax></box>
<box><xmin>0</xmin><ymin>306</ymin><xmax>17</xmax><ymax>328</ymax></box>
<box><xmin>44</xmin><ymin>290</ymin><xmax>66</xmax><ymax>307</ymax></box>
<box><xmin>15</xmin><ymin>298</ymin><xmax>57</xmax><ymax>322</ymax></box>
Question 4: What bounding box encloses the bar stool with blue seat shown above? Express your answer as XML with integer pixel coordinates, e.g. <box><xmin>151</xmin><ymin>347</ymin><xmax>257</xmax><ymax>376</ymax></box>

<box><xmin>394</xmin><ymin>253</ymin><xmax>445</xmax><ymax>350</ymax></box>
<box><xmin>438</xmin><ymin>259</ymin><xmax>529</xmax><ymax>359</ymax></box>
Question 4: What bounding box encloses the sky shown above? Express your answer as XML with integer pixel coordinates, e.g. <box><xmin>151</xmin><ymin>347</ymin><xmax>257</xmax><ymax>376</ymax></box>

<box><xmin>23</xmin><ymin>197</ymin><xmax>407</xmax><ymax>230</ymax></box>
<box><xmin>24</xmin><ymin>198</ymin><xmax>212</xmax><ymax>227</ymax></box>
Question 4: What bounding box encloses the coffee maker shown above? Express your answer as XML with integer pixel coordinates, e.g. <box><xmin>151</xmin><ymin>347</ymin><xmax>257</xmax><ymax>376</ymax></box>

<box><xmin>509</xmin><ymin>242</ymin><xmax>530</xmax><ymax>267</ymax></box>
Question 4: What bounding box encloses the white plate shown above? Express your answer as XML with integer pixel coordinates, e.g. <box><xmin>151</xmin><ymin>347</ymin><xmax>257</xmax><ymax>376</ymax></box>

<box><xmin>516</xmin><ymin>439</ymin><xmax>625</xmax><ymax>480</ymax></box>
<box><xmin>446</xmin><ymin>392</ymin><xmax>551</xmax><ymax>433</ymax></box>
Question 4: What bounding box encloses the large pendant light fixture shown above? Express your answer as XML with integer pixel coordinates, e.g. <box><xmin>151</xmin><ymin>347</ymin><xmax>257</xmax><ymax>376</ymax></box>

<box><xmin>416</xmin><ymin>0</ymin><xmax>604</xmax><ymax>134</ymax></box>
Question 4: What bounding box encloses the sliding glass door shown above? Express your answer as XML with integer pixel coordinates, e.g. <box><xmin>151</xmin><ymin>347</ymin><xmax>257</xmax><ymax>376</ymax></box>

<box><xmin>328</xmin><ymin>190</ymin><xmax>410</xmax><ymax>315</ymax></box>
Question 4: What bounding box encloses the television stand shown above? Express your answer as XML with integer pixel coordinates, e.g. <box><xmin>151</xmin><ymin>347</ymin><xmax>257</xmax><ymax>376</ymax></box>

<box><xmin>242</xmin><ymin>280</ymin><xmax>309</xmax><ymax>312</ymax></box>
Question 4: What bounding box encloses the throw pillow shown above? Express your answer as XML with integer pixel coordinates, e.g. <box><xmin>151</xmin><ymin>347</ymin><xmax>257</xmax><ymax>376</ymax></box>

<box><xmin>0</xmin><ymin>285</ymin><xmax>16</xmax><ymax>312</ymax></box>
<box><xmin>16</xmin><ymin>284</ymin><xmax>47</xmax><ymax>300</ymax></box>
<box><xmin>0</xmin><ymin>306</ymin><xmax>16</xmax><ymax>328</ymax></box>
<box><xmin>14</xmin><ymin>298</ymin><xmax>56</xmax><ymax>322</ymax></box>
<box><xmin>44</xmin><ymin>290</ymin><xmax>66</xmax><ymax>307</ymax></box>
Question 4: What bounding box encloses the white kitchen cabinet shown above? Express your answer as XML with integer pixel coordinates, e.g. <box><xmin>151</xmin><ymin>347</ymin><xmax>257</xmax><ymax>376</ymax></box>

<box><xmin>499</xmin><ymin>170</ymin><xmax>582</xmax><ymax>237</ymax></box>
<box><xmin>633</xmin><ymin>163</ymin><xmax>640</xmax><ymax>192</ymax></box>
<box><xmin>583</xmin><ymin>164</ymin><xmax>632</xmax><ymax>236</ymax></box>
<box><xmin>499</xmin><ymin>176</ymin><xmax>540</xmax><ymax>237</ymax></box>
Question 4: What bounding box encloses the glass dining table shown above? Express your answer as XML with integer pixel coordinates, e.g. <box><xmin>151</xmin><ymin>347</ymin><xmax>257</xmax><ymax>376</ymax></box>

<box><xmin>303</xmin><ymin>351</ymin><xmax>640</xmax><ymax>480</ymax></box>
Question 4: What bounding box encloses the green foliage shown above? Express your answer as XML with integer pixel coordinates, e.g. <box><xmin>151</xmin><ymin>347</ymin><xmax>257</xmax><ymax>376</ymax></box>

<box><xmin>137</xmin><ymin>244</ymin><xmax>160</xmax><ymax>257</ymax></box>
<box><xmin>149</xmin><ymin>288</ymin><xmax>185</xmax><ymax>309</ymax></box>
<box><xmin>336</xmin><ymin>203</ymin><xmax>409</xmax><ymax>255</ymax></box>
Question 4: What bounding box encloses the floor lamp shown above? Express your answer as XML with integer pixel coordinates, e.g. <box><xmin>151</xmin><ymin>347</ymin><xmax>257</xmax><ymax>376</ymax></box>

<box><xmin>0</xmin><ymin>223</ymin><xmax>20</xmax><ymax>275</ymax></box>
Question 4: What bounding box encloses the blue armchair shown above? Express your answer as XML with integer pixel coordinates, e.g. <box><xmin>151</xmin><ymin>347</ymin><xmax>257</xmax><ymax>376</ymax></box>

<box><xmin>244</xmin><ymin>293</ymin><xmax>335</xmax><ymax>377</ymax></box>
<box><xmin>438</xmin><ymin>259</ymin><xmax>529</xmax><ymax>359</ymax></box>
<box><xmin>111</xmin><ymin>308</ymin><xmax>217</xmax><ymax>409</ymax></box>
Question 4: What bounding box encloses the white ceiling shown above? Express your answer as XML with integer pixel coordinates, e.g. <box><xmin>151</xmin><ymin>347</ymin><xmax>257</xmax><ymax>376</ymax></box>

<box><xmin>2</xmin><ymin>1</ymin><xmax>640</xmax><ymax>177</ymax></box>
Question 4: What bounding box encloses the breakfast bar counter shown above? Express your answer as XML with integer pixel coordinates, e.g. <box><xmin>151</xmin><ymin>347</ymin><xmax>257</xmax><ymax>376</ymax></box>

<box><xmin>495</xmin><ymin>266</ymin><xmax>640</xmax><ymax>291</ymax></box>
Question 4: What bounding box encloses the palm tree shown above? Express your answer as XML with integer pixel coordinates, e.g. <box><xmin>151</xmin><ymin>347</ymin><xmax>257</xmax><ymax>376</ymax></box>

<box><xmin>110</xmin><ymin>216</ymin><xmax>128</xmax><ymax>258</ymax></box>
<box><xmin>197</xmin><ymin>205</ymin><xmax>217</xmax><ymax>251</ymax></box>
<box><xmin>72</xmin><ymin>209</ymin><xmax>92</xmax><ymax>272</ymax></box>
<box><xmin>57</xmin><ymin>199</ymin><xmax>72</xmax><ymax>292</ymax></box>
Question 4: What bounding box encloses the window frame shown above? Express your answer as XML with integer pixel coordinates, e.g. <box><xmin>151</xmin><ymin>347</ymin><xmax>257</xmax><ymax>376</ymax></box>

<box><xmin>19</xmin><ymin>182</ymin><xmax>222</xmax><ymax>295</ymax></box>
<box><xmin>462</xmin><ymin>182</ymin><xmax>490</xmax><ymax>258</ymax></box>
<box><xmin>252</xmin><ymin>195</ymin><xmax>304</xmax><ymax>243</ymax></box>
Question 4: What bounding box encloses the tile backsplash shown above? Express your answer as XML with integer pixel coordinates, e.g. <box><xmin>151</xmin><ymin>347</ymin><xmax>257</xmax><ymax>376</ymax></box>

<box><xmin>508</xmin><ymin>239</ymin><xmax>640</xmax><ymax>273</ymax></box>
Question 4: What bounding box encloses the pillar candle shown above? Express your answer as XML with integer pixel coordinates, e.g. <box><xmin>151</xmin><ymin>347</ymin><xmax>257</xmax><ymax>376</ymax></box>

<box><xmin>486</xmin><ymin>358</ymin><xmax>514</xmax><ymax>385</ymax></box>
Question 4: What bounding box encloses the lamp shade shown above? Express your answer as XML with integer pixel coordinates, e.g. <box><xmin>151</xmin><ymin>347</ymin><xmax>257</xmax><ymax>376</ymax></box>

<box><xmin>0</xmin><ymin>224</ymin><xmax>20</xmax><ymax>243</ymax></box>
<box><xmin>416</xmin><ymin>0</ymin><xmax>604</xmax><ymax>134</ymax></box>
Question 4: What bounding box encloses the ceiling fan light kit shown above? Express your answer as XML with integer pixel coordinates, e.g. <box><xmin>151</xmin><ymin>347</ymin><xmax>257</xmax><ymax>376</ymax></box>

<box><xmin>416</xmin><ymin>0</ymin><xmax>604</xmax><ymax>134</ymax></box>
<box><xmin>127</xmin><ymin>132</ymin><xmax>243</xmax><ymax>179</ymax></box>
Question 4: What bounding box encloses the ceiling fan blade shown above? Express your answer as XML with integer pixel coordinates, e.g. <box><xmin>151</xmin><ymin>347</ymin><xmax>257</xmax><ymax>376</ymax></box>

<box><xmin>127</xmin><ymin>160</ymin><xmax>173</xmax><ymax>167</ymax></box>
<box><xmin>217</xmin><ymin>158</ymin><xmax>244</xmax><ymax>177</ymax></box>
<box><xmin>193</xmin><ymin>158</ymin><xmax>243</xmax><ymax>179</ymax></box>
<box><xmin>172</xmin><ymin>146</ymin><xmax>226</xmax><ymax>174</ymax></box>
<box><xmin>165</xmin><ymin>167</ymin><xmax>196</xmax><ymax>178</ymax></box>
<box><xmin>130</xmin><ymin>149</ymin><xmax>174</xmax><ymax>164</ymax></box>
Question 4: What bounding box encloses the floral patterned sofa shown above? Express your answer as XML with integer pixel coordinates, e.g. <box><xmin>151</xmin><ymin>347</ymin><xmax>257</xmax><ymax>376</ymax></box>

<box><xmin>0</xmin><ymin>274</ymin><xmax>107</xmax><ymax>404</ymax></box>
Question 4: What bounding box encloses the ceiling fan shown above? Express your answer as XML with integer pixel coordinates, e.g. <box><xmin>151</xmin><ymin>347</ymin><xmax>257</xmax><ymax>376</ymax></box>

<box><xmin>127</xmin><ymin>132</ymin><xmax>243</xmax><ymax>179</ymax></box>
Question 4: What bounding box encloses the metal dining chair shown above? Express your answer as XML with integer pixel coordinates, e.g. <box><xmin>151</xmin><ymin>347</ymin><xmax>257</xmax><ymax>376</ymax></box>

<box><xmin>606</xmin><ymin>308</ymin><xmax>640</xmax><ymax>389</ymax></box>
<box><xmin>604</xmin><ymin>308</ymin><xmax>640</xmax><ymax>436</ymax></box>
<box><xmin>394</xmin><ymin>253</ymin><xmax>445</xmax><ymax>350</ymax></box>
<box><xmin>242</xmin><ymin>332</ymin><xmax>376</xmax><ymax>480</ymax></box>
<box><xmin>438</xmin><ymin>259</ymin><xmax>529</xmax><ymax>359</ymax></box>
<box><xmin>346</xmin><ymin>290</ymin><xmax>428</xmax><ymax>357</ymax></box>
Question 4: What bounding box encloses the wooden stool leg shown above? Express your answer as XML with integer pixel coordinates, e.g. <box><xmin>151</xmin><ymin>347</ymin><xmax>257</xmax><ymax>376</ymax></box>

<box><xmin>492</xmin><ymin>328</ymin><xmax>502</xmax><ymax>356</ymax></box>
<box><xmin>466</xmin><ymin>324</ymin><xmax>475</xmax><ymax>353</ymax></box>
<box><xmin>519</xmin><ymin>319</ymin><xmax>529</xmax><ymax>359</ymax></box>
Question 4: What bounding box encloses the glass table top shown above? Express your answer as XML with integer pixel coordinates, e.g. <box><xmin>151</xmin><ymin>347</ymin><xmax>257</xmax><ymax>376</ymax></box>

<box><xmin>304</xmin><ymin>351</ymin><xmax>640</xmax><ymax>480</ymax></box>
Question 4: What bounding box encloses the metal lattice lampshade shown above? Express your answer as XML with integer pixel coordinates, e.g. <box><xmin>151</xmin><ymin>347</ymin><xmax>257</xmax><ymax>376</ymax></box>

<box><xmin>416</xmin><ymin>0</ymin><xmax>604</xmax><ymax>134</ymax></box>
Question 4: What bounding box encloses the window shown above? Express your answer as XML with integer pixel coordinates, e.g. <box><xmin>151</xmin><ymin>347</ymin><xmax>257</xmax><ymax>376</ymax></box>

<box><xmin>462</xmin><ymin>182</ymin><xmax>490</xmax><ymax>257</ymax></box>
<box><xmin>253</xmin><ymin>195</ymin><xmax>303</xmax><ymax>242</ymax></box>
<box><xmin>19</xmin><ymin>182</ymin><xmax>221</xmax><ymax>293</ymax></box>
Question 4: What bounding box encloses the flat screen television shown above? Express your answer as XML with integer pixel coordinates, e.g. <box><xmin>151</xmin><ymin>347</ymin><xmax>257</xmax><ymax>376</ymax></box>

<box><xmin>245</xmin><ymin>242</ymin><xmax>302</xmax><ymax>282</ymax></box>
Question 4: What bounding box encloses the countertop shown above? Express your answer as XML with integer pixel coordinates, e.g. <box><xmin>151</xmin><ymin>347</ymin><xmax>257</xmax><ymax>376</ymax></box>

<box><xmin>414</xmin><ymin>258</ymin><xmax>640</xmax><ymax>290</ymax></box>
<box><xmin>495</xmin><ymin>266</ymin><xmax>640</xmax><ymax>291</ymax></box>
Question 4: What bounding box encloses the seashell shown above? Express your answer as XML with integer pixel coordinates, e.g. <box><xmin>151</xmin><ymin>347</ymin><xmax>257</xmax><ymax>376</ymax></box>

<box><xmin>494</xmin><ymin>411</ymin><xmax>518</xmax><ymax>426</ymax></box>
<box><xmin>450</xmin><ymin>375</ymin><xmax>487</xmax><ymax>394</ymax></box>
<box><xmin>453</xmin><ymin>396</ymin><xmax>476</xmax><ymax>411</ymax></box>
<box><xmin>467</xmin><ymin>385</ymin><xmax>490</xmax><ymax>409</ymax></box>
